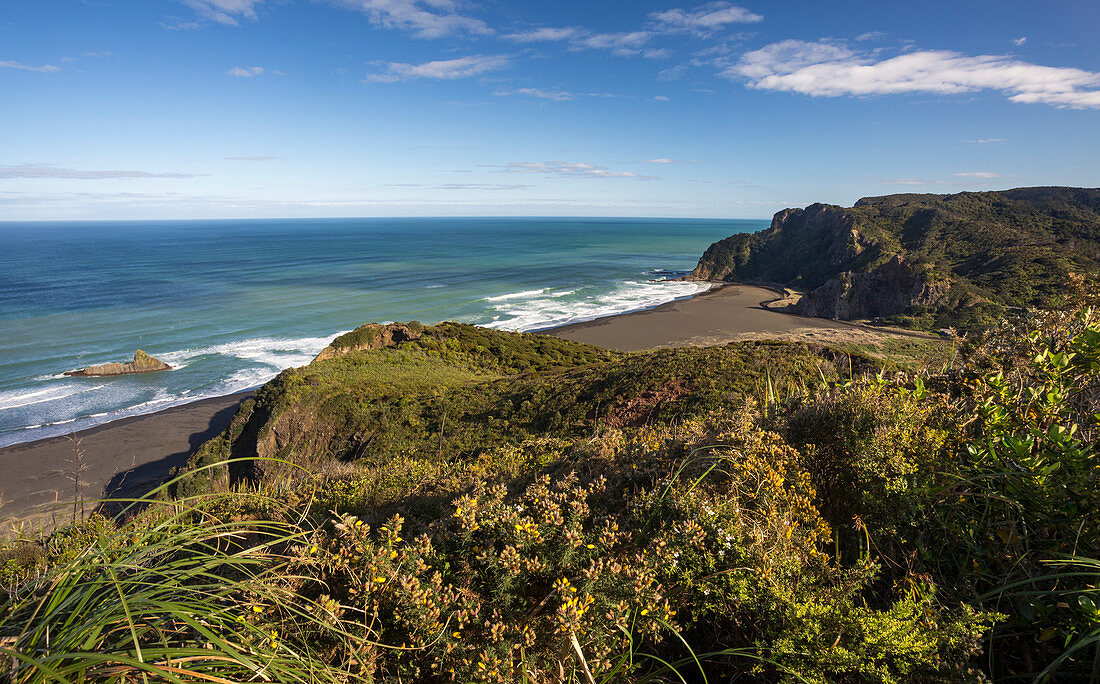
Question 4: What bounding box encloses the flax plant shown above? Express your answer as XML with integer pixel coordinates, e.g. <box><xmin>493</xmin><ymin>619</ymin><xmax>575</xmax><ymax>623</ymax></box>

<box><xmin>0</xmin><ymin>463</ymin><xmax>360</xmax><ymax>684</ymax></box>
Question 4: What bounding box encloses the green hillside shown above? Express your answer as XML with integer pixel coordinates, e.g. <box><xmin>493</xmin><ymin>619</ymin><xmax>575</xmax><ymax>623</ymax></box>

<box><xmin>4</xmin><ymin>308</ymin><xmax>1098</xmax><ymax>681</ymax></box>
<box><xmin>172</xmin><ymin>322</ymin><xmax>864</xmax><ymax>497</ymax></box>
<box><xmin>689</xmin><ymin>187</ymin><xmax>1100</xmax><ymax>329</ymax></box>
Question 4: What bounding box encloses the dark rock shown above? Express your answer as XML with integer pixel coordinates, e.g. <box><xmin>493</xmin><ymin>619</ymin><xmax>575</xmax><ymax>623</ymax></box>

<box><xmin>65</xmin><ymin>349</ymin><xmax>172</xmax><ymax>377</ymax></box>
<box><xmin>790</xmin><ymin>255</ymin><xmax>951</xmax><ymax>319</ymax></box>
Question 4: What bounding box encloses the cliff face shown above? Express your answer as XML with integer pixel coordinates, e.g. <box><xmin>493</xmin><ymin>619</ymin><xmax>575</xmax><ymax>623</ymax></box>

<box><xmin>791</xmin><ymin>255</ymin><xmax>951</xmax><ymax>319</ymax></box>
<box><xmin>687</xmin><ymin>187</ymin><xmax>1100</xmax><ymax>327</ymax></box>
<box><xmin>686</xmin><ymin>203</ymin><xmax>889</xmax><ymax>288</ymax></box>
<box><xmin>64</xmin><ymin>349</ymin><xmax>171</xmax><ymax>377</ymax></box>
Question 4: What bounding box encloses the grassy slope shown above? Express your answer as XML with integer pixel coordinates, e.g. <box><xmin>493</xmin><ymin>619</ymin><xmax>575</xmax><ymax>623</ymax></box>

<box><xmin>175</xmin><ymin>322</ymin><xmax>871</xmax><ymax>496</ymax></box>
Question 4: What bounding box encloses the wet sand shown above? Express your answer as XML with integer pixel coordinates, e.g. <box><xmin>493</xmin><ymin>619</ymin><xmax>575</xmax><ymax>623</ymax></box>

<box><xmin>547</xmin><ymin>283</ymin><xmax>926</xmax><ymax>351</ymax></box>
<box><xmin>0</xmin><ymin>392</ymin><xmax>251</xmax><ymax>528</ymax></box>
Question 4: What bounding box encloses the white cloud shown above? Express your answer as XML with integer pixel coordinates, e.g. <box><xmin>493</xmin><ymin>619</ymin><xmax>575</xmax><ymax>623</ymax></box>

<box><xmin>653</xmin><ymin>95</ymin><xmax>671</xmax><ymax>102</ymax></box>
<box><xmin>855</xmin><ymin>31</ymin><xmax>885</xmax><ymax>42</ymax></box>
<box><xmin>227</xmin><ymin>66</ymin><xmax>264</xmax><ymax>77</ymax></box>
<box><xmin>965</xmin><ymin>138</ymin><xmax>1004</xmax><ymax>144</ymax></box>
<box><xmin>330</xmin><ymin>0</ymin><xmax>491</xmax><ymax>38</ymax></box>
<box><xmin>161</xmin><ymin>16</ymin><xmax>203</xmax><ymax>30</ymax></box>
<box><xmin>182</xmin><ymin>0</ymin><xmax>262</xmax><ymax>26</ymax></box>
<box><xmin>505</xmin><ymin>27</ymin><xmax>670</xmax><ymax>58</ymax></box>
<box><xmin>365</xmin><ymin>55</ymin><xmax>509</xmax><ymax>82</ymax></box>
<box><xmin>0</xmin><ymin>59</ymin><xmax>61</xmax><ymax>73</ymax></box>
<box><xmin>733</xmin><ymin>40</ymin><xmax>853</xmax><ymax>80</ymax></box>
<box><xmin>0</xmin><ymin>163</ymin><xmax>194</xmax><ymax>179</ymax></box>
<box><xmin>60</xmin><ymin>50</ymin><xmax>115</xmax><ymax>64</ymax></box>
<box><xmin>658</xmin><ymin>64</ymin><xmax>688</xmax><ymax>81</ymax></box>
<box><xmin>954</xmin><ymin>171</ymin><xmax>1003</xmax><ymax>178</ymax></box>
<box><xmin>575</xmin><ymin>31</ymin><xmax>653</xmax><ymax>57</ymax></box>
<box><xmin>387</xmin><ymin>182</ymin><xmax>531</xmax><ymax>190</ymax></box>
<box><xmin>650</xmin><ymin>2</ymin><xmax>763</xmax><ymax>34</ymax></box>
<box><xmin>1012</xmin><ymin>37</ymin><xmax>1028</xmax><ymax>46</ymax></box>
<box><xmin>493</xmin><ymin>88</ymin><xmax>613</xmax><ymax>101</ymax></box>
<box><xmin>634</xmin><ymin>158</ymin><xmax>698</xmax><ymax>164</ymax></box>
<box><xmin>486</xmin><ymin>161</ymin><xmax>656</xmax><ymax>180</ymax></box>
<box><xmin>501</xmin><ymin>27</ymin><xmax>580</xmax><ymax>42</ymax></box>
<box><xmin>726</xmin><ymin>40</ymin><xmax>1100</xmax><ymax>109</ymax></box>
<box><xmin>495</xmin><ymin>88</ymin><xmax>575</xmax><ymax>101</ymax></box>
<box><xmin>434</xmin><ymin>183</ymin><xmax>529</xmax><ymax>190</ymax></box>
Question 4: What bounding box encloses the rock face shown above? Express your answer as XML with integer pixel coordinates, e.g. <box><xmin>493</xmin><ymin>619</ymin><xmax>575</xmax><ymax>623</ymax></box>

<box><xmin>685</xmin><ymin>203</ymin><xmax>884</xmax><ymax>287</ymax></box>
<box><xmin>313</xmin><ymin>322</ymin><xmax>425</xmax><ymax>362</ymax></box>
<box><xmin>685</xmin><ymin>187</ymin><xmax>1100</xmax><ymax>325</ymax></box>
<box><xmin>790</xmin><ymin>255</ymin><xmax>951</xmax><ymax>319</ymax></box>
<box><xmin>65</xmin><ymin>349</ymin><xmax>172</xmax><ymax>377</ymax></box>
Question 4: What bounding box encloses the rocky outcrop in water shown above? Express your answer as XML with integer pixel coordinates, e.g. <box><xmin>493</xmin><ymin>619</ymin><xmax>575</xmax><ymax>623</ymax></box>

<box><xmin>313</xmin><ymin>322</ymin><xmax>425</xmax><ymax>361</ymax></box>
<box><xmin>64</xmin><ymin>349</ymin><xmax>172</xmax><ymax>377</ymax></box>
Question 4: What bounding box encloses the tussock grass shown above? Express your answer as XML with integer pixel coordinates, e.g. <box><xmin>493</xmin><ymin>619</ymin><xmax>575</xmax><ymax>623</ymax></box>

<box><xmin>0</xmin><ymin>464</ymin><xmax>361</xmax><ymax>683</ymax></box>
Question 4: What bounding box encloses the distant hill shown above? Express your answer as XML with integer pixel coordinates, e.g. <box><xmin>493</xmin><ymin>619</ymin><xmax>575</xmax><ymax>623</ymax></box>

<box><xmin>687</xmin><ymin>187</ymin><xmax>1100</xmax><ymax>329</ymax></box>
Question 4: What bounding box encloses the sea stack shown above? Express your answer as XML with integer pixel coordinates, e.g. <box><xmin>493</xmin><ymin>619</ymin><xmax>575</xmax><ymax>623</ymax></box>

<box><xmin>64</xmin><ymin>349</ymin><xmax>172</xmax><ymax>377</ymax></box>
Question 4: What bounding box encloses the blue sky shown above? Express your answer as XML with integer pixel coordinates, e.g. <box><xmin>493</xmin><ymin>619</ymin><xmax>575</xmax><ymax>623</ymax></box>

<box><xmin>1</xmin><ymin>0</ymin><xmax>1098</xmax><ymax>219</ymax></box>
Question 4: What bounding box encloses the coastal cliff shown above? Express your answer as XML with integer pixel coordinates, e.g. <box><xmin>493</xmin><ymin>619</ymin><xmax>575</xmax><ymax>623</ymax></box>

<box><xmin>688</xmin><ymin>186</ymin><xmax>1100</xmax><ymax>328</ymax></box>
<box><xmin>64</xmin><ymin>349</ymin><xmax>171</xmax><ymax>377</ymax></box>
<box><xmin>791</xmin><ymin>254</ymin><xmax>952</xmax><ymax>319</ymax></box>
<box><xmin>688</xmin><ymin>203</ymin><xmax>887</xmax><ymax>286</ymax></box>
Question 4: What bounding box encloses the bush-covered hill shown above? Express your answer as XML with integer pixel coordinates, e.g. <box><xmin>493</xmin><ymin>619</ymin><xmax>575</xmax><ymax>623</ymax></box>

<box><xmin>171</xmin><ymin>321</ymin><xmax>868</xmax><ymax>498</ymax></box>
<box><xmin>688</xmin><ymin>187</ymin><xmax>1100</xmax><ymax>330</ymax></box>
<box><xmin>3</xmin><ymin>296</ymin><xmax>1099</xmax><ymax>682</ymax></box>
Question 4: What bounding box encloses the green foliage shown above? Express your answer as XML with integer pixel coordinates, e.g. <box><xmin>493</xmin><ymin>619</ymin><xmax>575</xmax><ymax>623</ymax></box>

<box><xmin>172</xmin><ymin>324</ymin><xmax>863</xmax><ymax>497</ymax></box>
<box><xmin>783</xmin><ymin>381</ymin><xmax>950</xmax><ymax>546</ymax></box>
<box><xmin>289</xmin><ymin>415</ymin><xmax>987</xmax><ymax>682</ymax></box>
<box><xmin>789</xmin><ymin>293</ymin><xmax>1100</xmax><ymax>679</ymax></box>
<box><xmin>0</xmin><ymin>485</ymin><xmax>363</xmax><ymax>683</ymax></box>
<box><xmin>7</xmin><ymin>297</ymin><xmax>1100</xmax><ymax>681</ymax></box>
<box><xmin>935</xmin><ymin>304</ymin><xmax>1100</xmax><ymax>679</ymax></box>
<box><xmin>691</xmin><ymin>187</ymin><xmax>1100</xmax><ymax>330</ymax></box>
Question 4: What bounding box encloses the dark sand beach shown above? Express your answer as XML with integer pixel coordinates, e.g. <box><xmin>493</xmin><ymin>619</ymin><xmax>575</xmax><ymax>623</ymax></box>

<box><xmin>0</xmin><ymin>284</ymin><xmax>927</xmax><ymax>524</ymax></box>
<box><xmin>548</xmin><ymin>283</ymin><xmax>929</xmax><ymax>351</ymax></box>
<box><xmin>0</xmin><ymin>392</ymin><xmax>251</xmax><ymax>527</ymax></box>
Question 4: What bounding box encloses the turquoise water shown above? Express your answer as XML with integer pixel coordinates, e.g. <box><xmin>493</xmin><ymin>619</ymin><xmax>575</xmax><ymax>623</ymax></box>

<box><xmin>0</xmin><ymin>217</ymin><xmax>762</xmax><ymax>446</ymax></box>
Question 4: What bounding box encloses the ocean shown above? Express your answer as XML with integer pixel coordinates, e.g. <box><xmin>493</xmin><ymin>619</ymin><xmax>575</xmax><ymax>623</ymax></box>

<box><xmin>0</xmin><ymin>217</ymin><xmax>763</xmax><ymax>447</ymax></box>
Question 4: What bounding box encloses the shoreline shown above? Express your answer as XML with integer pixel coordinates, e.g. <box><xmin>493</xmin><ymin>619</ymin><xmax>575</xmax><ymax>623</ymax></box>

<box><xmin>524</xmin><ymin>279</ymin><xmax>715</xmax><ymax>334</ymax></box>
<box><xmin>0</xmin><ymin>391</ymin><xmax>252</xmax><ymax>527</ymax></box>
<box><xmin>545</xmin><ymin>282</ymin><xmax>930</xmax><ymax>351</ymax></box>
<box><xmin>0</xmin><ymin>280</ymin><xmax>711</xmax><ymax>453</ymax></box>
<box><xmin>0</xmin><ymin>282</ymin><xmax>933</xmax><ymax>523</ymax></box>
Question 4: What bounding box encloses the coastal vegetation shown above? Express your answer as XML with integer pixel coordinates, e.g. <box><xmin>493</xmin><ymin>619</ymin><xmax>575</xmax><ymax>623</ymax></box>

<box><xmin>2</xmin><ymin>279</ymin><xmax>1098</xmax><ymax>682</ymax></box>
<box><xmin>688</xmin><ymin>187</ymin><xmax>1100</xmax><ymax>331</ymax></box>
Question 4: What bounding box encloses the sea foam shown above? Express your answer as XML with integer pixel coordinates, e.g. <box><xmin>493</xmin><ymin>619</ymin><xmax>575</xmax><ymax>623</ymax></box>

<box><xmin>0</xmin><ymin>331</ymin><xmax>346</xmax><ymax>448</ymax></box>
<box><xmin>482</xmin><ymin>280</ymin><xmax>711</xmax><ymax>332</ymax></box>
